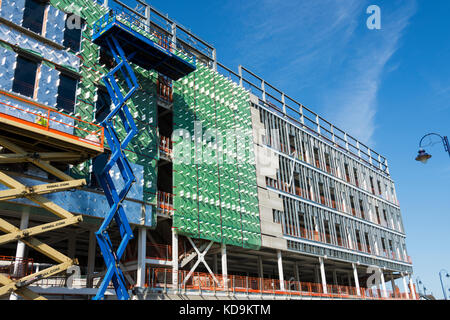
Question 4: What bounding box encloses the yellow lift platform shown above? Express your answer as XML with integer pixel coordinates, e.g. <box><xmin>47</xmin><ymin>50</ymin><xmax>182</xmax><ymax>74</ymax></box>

<box><xmin>0</xmin><ymin>89</ymin><xmax>104</xmax><ymax>299</ymax></box>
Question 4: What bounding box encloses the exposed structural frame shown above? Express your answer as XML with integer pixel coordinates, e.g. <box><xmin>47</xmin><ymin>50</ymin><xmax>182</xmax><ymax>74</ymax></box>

<box><xmin>0</xmin><ymin>137</ymin><xmax>85</xmax><ymax>300</ymax></box>
<box><xmin>216</xmin><ymin>63</ymin><xmax>390</xmax><ymax>176</ymax></box>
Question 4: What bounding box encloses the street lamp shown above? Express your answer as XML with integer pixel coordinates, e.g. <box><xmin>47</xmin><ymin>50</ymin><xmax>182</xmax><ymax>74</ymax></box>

<box><xmin>415</xmin><ymin>133</ymin><xmax>450</xmax><ymax>164</ymax></box>
<box><xmin>416</xmin><ymin>277</ymin><xmax>423</xmax><ymax>296</ymax></box>
<box><xmin>439</xmin><ymin>269</ymin><xmax>450</xmax><ymax>300</ymax></box>
<box><xmin>415</xmin><ymin>149</ymin><xmax>432</xmax><ymax>164</ymax></box>
<box><xmin>416</xmin><ymin>277</ymin><xmax>430</xmax><ymax>298</ymax></box>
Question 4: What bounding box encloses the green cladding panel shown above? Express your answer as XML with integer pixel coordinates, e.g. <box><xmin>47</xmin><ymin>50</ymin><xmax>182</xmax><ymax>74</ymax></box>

<box><xmin>172</xmin><ymin>63</ymin><xmax>261</xmax><ymax>249</ymax></box>
<box><xmin>47</xmin><ymin>0</ymin><xmax>260</xmax><ymax>244</ymax></box>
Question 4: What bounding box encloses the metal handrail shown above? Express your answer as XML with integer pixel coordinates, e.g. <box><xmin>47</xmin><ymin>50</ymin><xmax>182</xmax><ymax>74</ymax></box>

<box><xmin>92</xmin><ymin>8</ymin><xmax>197</xmax><ymax>65</ymax></box>
<box><xmin>0</xmin><ymin>90</ymin><xmax>104</xmax><ymax>148</ymax></box>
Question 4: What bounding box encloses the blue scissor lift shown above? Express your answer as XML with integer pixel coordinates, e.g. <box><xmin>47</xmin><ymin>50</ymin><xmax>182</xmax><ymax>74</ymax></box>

<box><xmin>91</xmin><ymin>9</ymin><xmax>196</xmax><ymax>300</ymax></box>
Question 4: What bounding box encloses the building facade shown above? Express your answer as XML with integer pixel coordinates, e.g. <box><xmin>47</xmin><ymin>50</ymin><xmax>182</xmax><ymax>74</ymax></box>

<box><xmin>0</xmin><ymin>0</ymin><xmax>415</xmax><ymax>299</ymax></box>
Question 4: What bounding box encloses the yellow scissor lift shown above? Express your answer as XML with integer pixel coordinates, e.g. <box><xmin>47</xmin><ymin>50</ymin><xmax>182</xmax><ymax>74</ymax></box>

<box><xmin>0</xmin><ymin>90</ymin><xmax>104</xmax><ymax>299</ymax></box>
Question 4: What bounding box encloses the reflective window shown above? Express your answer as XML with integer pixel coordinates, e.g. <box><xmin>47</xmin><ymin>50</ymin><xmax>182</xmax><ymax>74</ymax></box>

<box><xmin>22</xmin><ymin>0</ymin><xmax>46</xmax><ymax>34</ymax></box>
<box><xmin>56</xmin><ymin>74</ymin><xmax>78</xmax><ymax>113</ymax></box>
<box><xmin>12</xmin><ymin>56</ymin><xmax>38</xmax><ymax>98</ymax></box>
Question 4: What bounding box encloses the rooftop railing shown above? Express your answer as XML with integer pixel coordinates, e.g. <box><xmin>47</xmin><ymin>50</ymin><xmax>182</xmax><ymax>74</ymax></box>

<box><xmin>217</xmin><ymin>63</ymin><xmax>390</xmax><ymax>177</ymax></box>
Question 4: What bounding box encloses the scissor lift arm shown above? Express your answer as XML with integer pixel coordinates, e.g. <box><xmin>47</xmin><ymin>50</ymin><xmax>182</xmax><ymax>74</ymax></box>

<box><xmin>90</xmin><ymin>9</ymin><xmax>196</xmax><ymax>300</ymax></box>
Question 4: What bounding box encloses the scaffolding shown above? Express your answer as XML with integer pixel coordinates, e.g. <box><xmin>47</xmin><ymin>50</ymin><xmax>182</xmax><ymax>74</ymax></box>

<box><xmin>0</xmin><ymin>90</ymin><xmax>104</xmax><ymax>299</ymax></box>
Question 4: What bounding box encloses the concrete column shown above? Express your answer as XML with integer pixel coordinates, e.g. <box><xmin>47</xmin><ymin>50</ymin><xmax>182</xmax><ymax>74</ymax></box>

<box><xmin>10</xmin><ymin>209</ymin><xmax>29</xmax><ymax>300</ymax></box>
<box><xmin>221</xmin><ymin>243</ymin><xmax>228</xmax><ymax>290</ymax></box>
<box><xmin>319</xmin><ymin>257</ymin><xmax>327</xmax><ymax>294</ymax></box>
<box><xmin>352</xmin><ymin>263</ymin><xmax>361</xmax><ymax>296</ymax></box>
<box><xmin>277</xmin><ymin>250</ymin><xmax>285</xmax><ymax>291</ymax></box>
<box><xmin>401</xmin><ymin>273</ymin><xmax>409</xmax><ymax>299</ymax></box>
<box><xmin>257</xmin><ymin>256</ymin><xmax>264</xmax><ymax>279</ymax></box>
<box><xmin>171</xmin><ymin>228</ymin><xmax>178</xmax><ymax>291</ymax></box>
<box><xmin>87</xmin><ymin>230</ymin><xmax>96</xmax><ymax>288</ymax></box>
<box><xmin>380</xmin><ymin>269</ymin><xmax>388</xmax><ymax>298</ymax></box>
<box><xmin>390</xmin><ymin>275</ymin><xmax>396</xmax><ymax>296</ymax></box>
<box><xmin>136</xmin><ymin>227</ymin><xmax>147</xmax><ymax>288</ymax></box>
<box><xmin>13</xmin><ymin>209</ymin><xmax>29</xmax><ymax>268</ymax></box>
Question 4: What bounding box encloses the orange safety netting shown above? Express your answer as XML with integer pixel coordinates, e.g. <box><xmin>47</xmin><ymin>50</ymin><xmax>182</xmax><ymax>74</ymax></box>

<box><xmin>0</xmin><ymin>255</ymin><xmax>34</xmax><ymax>280</ymax></box>
<box><xmin>157</xmin><ymin>191</ymin><xmax>174</xmax><ymax>215</ymax></box>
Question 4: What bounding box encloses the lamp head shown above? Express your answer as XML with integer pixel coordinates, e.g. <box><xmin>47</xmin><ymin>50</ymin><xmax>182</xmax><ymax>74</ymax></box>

<box><xmin>415</xmin><ymin>149</ymin><xmax>432</xmax><ymax>164</ymax></box>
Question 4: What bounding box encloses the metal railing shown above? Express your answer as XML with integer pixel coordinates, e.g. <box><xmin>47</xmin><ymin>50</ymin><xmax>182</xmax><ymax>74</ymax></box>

<box><xmin>96</xmin><ymin>0</ymin><xmax>215</xmax><ymax>62</ymax></box>
<box><xmin>157</xmin><ymin>76</ymin><xmax>173</xmax><ymax>103</ymax></box>
<box><xmin>0</xmin><ymin>90</ymin><xmax>104</xmax><ymax>149</ymax></box>
<box><xmin>146</xmin><ymin>268</ymin><xmax>417</xmax><ymax>300</ymax></box>
<box><xmin>147</xmin><ymin>243</ymin><xmax>172</xmax><ymax>261</ymax></box>
<box><xmin>216</xmin><ymin>63</ymin><xmax>390</xmax><ymax>176</ymax></box>
<box><xmin>157</xmin><ymin>191</ymin><xmax>174</xmax><ymax>216</ymax></box>
<box><xmin>265</xmin><ymin>180</ymin><xmax>411</xmax><ymax>265</ymax></box>
<box><xmin>92</xmin><ymin>8</ymin><xmax>196</xmax><ymax>65</ymax></box>
<box><xmin>0</xmin><ymin>255</ymin><xmax>34</xmax><ymax>279</ymax></box>
<box><xmin>159</xmin><ymin>135</ymin><xmax>173</xmax><ymax>158</ymax></box>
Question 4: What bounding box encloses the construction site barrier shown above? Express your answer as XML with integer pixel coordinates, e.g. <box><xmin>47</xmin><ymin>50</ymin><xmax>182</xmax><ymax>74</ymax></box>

<box><xmin>159</xmin><ymin>135</ymin><xmax>173</xmax><ymax>158</ymax></box>
<box><xmin>0</xmin><ymin>255</ymin><xmax>34</xmax><ymax>280</ymax></box>
<box><xmin>0</xmin><ymin>90</ymin><xmax>104</xmax><ymax>149</ymax></box>
<box><xmin>157</xmin><ymin>76</ymin><xmax>173</xmax><ymax>102</ymax></box>
<box><xmin>157</xmin><ymin>191</ymin><xmax>175</xmax><ymax>216</ymax></box>
<box><xmin>146</xmin><ymin>268</ymin><xmax>417</xmax><ymax>300</ymax></box>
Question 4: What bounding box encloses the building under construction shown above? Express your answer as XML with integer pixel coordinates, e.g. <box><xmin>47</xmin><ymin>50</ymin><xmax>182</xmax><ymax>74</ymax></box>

<box><xmin>0</xmin><ymin>0</ymin><xmax>417</xmax><ymax>300</ymax></box>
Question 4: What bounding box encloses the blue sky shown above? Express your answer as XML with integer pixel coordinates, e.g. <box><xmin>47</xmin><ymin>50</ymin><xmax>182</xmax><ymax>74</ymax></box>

<box><xmin>145</xmin><ymin>0</ymin><xmax>450</xmax><ymax>298</ymax></box>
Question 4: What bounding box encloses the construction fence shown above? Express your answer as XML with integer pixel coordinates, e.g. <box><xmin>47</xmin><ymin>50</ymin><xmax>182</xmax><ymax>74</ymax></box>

<box><xmin>146</xmin><ymin>268</ymin><xmax>418</xmax><ymax>300</ymax></box>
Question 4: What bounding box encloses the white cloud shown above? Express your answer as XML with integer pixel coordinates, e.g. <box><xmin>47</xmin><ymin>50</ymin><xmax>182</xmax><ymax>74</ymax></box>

<box><xmin>229</xmin><ymin>0</ymin><xmax>417</xmax><ymax>146</ymax></box>
<box><xmin>324</xmin><ymin>2</ymin><xmax>417</xmax><ymax>145</ymax></box>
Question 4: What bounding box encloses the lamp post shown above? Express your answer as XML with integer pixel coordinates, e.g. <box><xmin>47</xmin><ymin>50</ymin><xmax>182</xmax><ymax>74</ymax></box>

<box><xmin>439</xmin><ymin>269</ymin><xmax>450</xmax><ymax>300</ymax></box>
<box><xmin>415</xmin><ymin>133</ymin><xmax>450</xmax><ymax>164</ymax></box>
<box><xmin>416</xmin><ymin>277</ymin><xmax>422</xmax><ymax>296</ymax></box>
<box><xmin>416</xmin><ymin>277</ymin><xmax>428</xmax><ymax>298</ymax></box>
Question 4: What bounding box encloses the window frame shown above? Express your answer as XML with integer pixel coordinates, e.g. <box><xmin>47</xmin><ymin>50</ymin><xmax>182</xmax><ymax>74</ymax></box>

<box><xmin>62</xmin><ymin>15</ymin><xmax>84</xmax><ymax>52</ymax></box>
<box><xmin>22</xmin><ymin>0</ymin><xmax>48</xmax><ymax>35</ymax></box>
<box><xmin>12</xmin><ymin>54</ymin><xmax>40</xmax><ymax>98</ymax></box>
<box><xmin>56</xmin><ymin>71</ymin><xmax>79</xmax><ymax>114</ymax></box>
